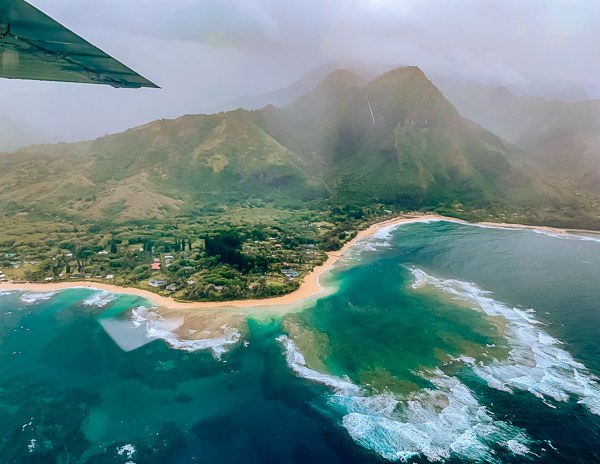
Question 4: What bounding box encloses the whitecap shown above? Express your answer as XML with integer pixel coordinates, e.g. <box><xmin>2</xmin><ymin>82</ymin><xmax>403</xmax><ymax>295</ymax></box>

<box><xmin>409</xmin><ymin>267</ymin><xmax>600</xmax><ymax>416</ymax></box>
<box><xmin>117</xmin><ymin>444</ymin><xmax>135</xmax><ymax>459</ymax></box>
<box><xmin>506</xmin><ymin>439</ymin><xmax>531</xmax><ymax>455</ymax></box>
<box><xmin>278</xmin><ymin>337</ymin><xmax>529</xmax><ymax>462</ymax></box>
<box><xmin>27</xmin><ymin>438</ymin><xmax>37</xmax><ymax>453</ymax></box>
<box><xmin>19</xmin><ymin>292</ymin><xmax>56</xmax><ymax>304</ymax></box>
<box><xmin>82</xmin><ymin>291</ymin><xmax>116</xmax><ymax>308</ymax></box>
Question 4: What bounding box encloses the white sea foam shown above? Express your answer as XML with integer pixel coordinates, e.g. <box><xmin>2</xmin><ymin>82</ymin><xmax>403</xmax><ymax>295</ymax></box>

<box><xmin>467</xmin><ymin>221</ymin><xmax>600</xmax><ymax>244</ymax></box>
<box><xmin>368</xmin><ymin>216</ymin><xmax>600</xmax><ymax>245</ymax></box>
<box><xmin>409</xmin><ymin>267</ymin><xmax>600</xmax><ymax>416</ymax></box>
<box><xmin>277</xmin><ymin>335</ymin><xmax>361</xmax><ymax>394</ymax></box>
<box><xmin>278</xmin><ymin>337</ymin><xmax>528</xmax><ymax>462</ymax></box>
<box><xmin>130</xmin><ymin>306</ymin><xmax>240</xmax><ymax>359</ymax></box>
<box><xmin>117</xmin><ymin>444</ymin><xmax>135</xmax><ymax>459</ymax></box>
<box><xmin>19</xmin><ymin>292</ymin><xmax>56</xmax><ymax>304</ymax></box>
<box><xmin>373</xmin><ymin>219</ymin><xmax>442</xmax><ymax>241</ymax></box>
<box><xmin>27</xmin><ymin>438</ymin><xmax>37</xmax><ymax>453</ymax></box>
<box><xmin>334</xmin><ymin>369</ymin><xmax>529</xmax><ymax>463</ymax></box>
<box><xmin>506</xmin><ymin>439</ymin><xmax>531</xmax><ymax>455</ymax></box>
<box><xmin>578</xmin><ymin>235</ymin><xmax>600</xmax><ymax>243</ymax></box>
<box><xmin>82</xmin><ymin>291</ymin><xmax>116</xmax><ymax>307</ymax></box>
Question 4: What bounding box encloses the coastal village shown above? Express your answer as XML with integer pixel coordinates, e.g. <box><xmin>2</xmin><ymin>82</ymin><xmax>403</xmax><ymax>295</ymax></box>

<box><xmin>0</xmin><ymin>206</ymin><xmax>395</xmax><ymax>301</ymax></box>
<box><xmin>0</xmin><ymin>234</ymin><xmax>324</xmax><ymax>301</ymax></box>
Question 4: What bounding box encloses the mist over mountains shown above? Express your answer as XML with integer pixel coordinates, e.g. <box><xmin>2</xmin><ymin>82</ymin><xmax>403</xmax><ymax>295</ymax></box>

<box><xmin>2</xmin><ymin>65</ymin><xmax>598</xmax><ymax>229</ymax></box>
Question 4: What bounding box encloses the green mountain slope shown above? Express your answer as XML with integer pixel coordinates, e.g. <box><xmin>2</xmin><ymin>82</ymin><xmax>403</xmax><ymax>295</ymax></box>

<box><xmin>0</xmin><ymin>66</ymin><xmax>593</xmax><ymax>225</ymax></box>
<box><xmin>267</xmin><ymin>67</ymin><xmax>560</xmax><ymax>209</ymax></box>
<box><xmin>437</xmin><ymin>81</ymin><xmax>600</xmax><ymax>195</ymax></box>
<box><xmin>0</xmin><ymin>110</ymin><xmax>325</xmax><ymax>219</ymax></box>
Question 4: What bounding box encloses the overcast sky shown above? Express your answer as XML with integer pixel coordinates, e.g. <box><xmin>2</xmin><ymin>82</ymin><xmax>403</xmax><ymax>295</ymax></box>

<box><xmin>1</xmin><ymin>0</ymin><xmax>598</xmax><ymax>150</ymax></box>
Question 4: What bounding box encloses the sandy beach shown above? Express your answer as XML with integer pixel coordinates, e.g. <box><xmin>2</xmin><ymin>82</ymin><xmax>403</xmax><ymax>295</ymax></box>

<box><xmin>0</xmin><ymin>214</ymin><xmax>440</xmax><ymax>311</ymax></box>
<box><xmin>0</xmin><ymin>213</ymin><xmax>594</xmax><ymax>313</ymax></box>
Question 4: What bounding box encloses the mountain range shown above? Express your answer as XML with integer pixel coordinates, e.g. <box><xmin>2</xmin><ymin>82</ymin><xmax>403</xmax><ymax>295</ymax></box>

<box><xmin>0</xmin><ymin>66</ymin><xmax>597</xmax><ymax>227</ymax></box>
<box><xmin>438</xmin><ymin>80</ymin><xmax>600</xmax><ymax>196</ymax></box>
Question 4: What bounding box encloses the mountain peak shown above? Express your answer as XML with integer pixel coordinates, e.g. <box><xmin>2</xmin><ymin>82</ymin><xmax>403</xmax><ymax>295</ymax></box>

<box><xmin>363</xmin><ymin>65</ymin><xmax>457</xmax><ymax>125</ymax></box>
<box><xmin>369</xmin><ymin>65</ymin><xmax>435</xmax><ymax>90</ymax></box>
<box><xmin>375</xmin><ymin>65</ymin><xmax>426</xmax><ymax>79</ymax></box>
<box><xmin>311</xmin><ymin>69</ymin><xmax>364</xmax><ymax>94</ymax></box>
<box><xmin>284</xmin><ymin>69</ymin><xmax>363</xmax><ymax>114</ymax></box>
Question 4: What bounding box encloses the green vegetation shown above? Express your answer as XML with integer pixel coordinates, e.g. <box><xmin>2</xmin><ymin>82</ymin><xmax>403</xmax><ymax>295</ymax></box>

<box><xmin>0</xmin><ymin>204</ymin><xmax>405</xmax><ymax>301</ymax></box>
<box><xmin>0</xmin><ymin>66</ymin><xmax>599</xmax><ymax>300</ymax></box>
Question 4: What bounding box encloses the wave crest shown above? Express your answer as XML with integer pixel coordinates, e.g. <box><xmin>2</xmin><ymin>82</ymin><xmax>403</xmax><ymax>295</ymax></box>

<box><xmin>278</xmin><ymin>336</ymin><xmax>529</xmax><ymax>462</ymax></box>
<box><xmin>409</xmin><ymin>267</ymin><xmax>600</xmax><ymax>416</ymax></box>
<box><xmin>19</xmin><ymin>292</ymin><xmax>56</xmax><ymax>304</ymax></box>
<box><xmin>82</xmin><ymin>291</ymin><xmax>116</xmax><ymax>307</ymax></box>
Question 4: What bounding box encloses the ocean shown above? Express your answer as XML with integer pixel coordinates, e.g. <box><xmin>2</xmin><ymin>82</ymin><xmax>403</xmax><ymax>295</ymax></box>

<box><xmin>1</xmin><ymin>220</ymin><xmax>599</xmax><ymax>463</ymax></box>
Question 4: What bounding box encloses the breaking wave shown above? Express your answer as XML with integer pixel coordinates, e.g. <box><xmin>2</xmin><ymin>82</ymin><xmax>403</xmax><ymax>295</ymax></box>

<box><xmin>131</xmin><ymin>306</ymin><xmax>240</xmax><ymax>359</ymax></box>
<box><xmin>277</xmin><ymin>335</ymin><xmax>361</xmax><ymax>394</ymax></box>
<box><xmin>278</xmin><ymin>336</ymin><xmax>529</xmax><ymax>462</ymax></box>
<box><xmin>19</xmin><ymin>292</ymin><xmax>56</xmax><ymax>304</ymax></box>
<box><xmin>82</xmin><ymin>291</ymin><xmax>116</xmax><ymax>307</ymax></box>
<box><xmin>409</xmin><ymin>267</ymin><xmax>600</xmax><ymax>416</ymax></box>
<box><xmin>373</xmin><ymin>219</ymin><xmax>442</xmax><ymax>241</ymax></box>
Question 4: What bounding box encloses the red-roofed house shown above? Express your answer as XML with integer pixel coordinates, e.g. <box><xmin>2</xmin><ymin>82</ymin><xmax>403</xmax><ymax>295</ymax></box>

<box><xmin>151</xmin><ymin>262</ymin><xmax>161</xmax><ymax>271</ymax></box>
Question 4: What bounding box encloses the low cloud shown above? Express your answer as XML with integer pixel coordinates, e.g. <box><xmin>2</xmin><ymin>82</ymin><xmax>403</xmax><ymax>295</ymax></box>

<box><xmin>1</xmin><ymin>0</ymin><xmax>597</xmax><ymax>150</ymax></box>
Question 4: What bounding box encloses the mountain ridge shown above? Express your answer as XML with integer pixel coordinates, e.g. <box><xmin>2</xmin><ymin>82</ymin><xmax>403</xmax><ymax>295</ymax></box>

<box><xmin>0</xmin><ymin>66</ymin><xmax>597</xmax><ymax>228</ymax></box>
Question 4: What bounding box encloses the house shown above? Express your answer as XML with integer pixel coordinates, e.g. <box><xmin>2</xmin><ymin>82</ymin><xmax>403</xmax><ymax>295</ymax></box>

<box><xmin>106</xmin><ymin>274</ymin><xmax>114</xmax><ymax>280</ymax></box>
<box><xmin>281</xmin><ymin>268</ymin><xmax>299</xmax><ymax>279</ymax></box>
<box><xmin>149</xmin><ymin>280</ymin><xmax>167</xmax><ymax>287</ymax></box>
<box><xmin>164</xmin><ymin>255</ymin><xmax>174</xmax><ymax>261</ymax></box>
<box><xmin>97</xmin><ymin>250</ymin><xmax>109</xmax><ymax>255</ymax></box>
<box><xmin>151</xmin><ymin>262</ymin><xmax>161</xmax><ymax>271</ymax></box>
<box><xmin>153</xmin><ymin>257</ymin><xmax>161</xmax><ymax>263</ymax></box>
<box><xmin>165</xmin><ymin>283</ymin><xmax>178</xmax><ymax>292</ymax></box>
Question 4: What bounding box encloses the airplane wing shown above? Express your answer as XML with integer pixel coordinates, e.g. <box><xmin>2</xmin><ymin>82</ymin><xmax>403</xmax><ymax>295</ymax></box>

<box><xmin>0</xmin><ymin>0</ymin><xmax>158</xmax><ymax>88</ymax></box>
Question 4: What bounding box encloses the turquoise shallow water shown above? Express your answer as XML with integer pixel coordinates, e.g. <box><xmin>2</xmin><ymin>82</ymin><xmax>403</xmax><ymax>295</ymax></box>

<box><xmin>1</xmin><ymin>221</ymin><xmax>600</xmax><ymax>463</ymax></box>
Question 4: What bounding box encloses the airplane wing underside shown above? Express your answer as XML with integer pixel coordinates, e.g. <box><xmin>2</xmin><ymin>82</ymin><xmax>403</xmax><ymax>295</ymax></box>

<box><xmin>0</xmin><ymin>0</ymin><xmax>158</xmax><ymax>88</ymax></box>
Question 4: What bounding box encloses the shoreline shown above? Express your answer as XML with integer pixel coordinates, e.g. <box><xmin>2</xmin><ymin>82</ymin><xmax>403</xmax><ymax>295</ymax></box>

<box><xmin>0</xmin><ymin>214</ymin><xmax>595</xmax><ymax>311</ymax></box>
